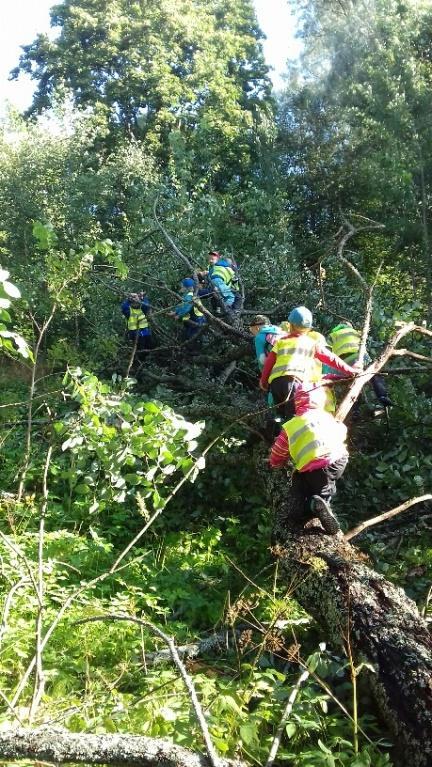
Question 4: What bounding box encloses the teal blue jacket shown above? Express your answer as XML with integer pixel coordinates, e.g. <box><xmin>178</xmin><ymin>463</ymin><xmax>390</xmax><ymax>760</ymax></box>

<box><xmin>254</xmin><ymin>325</ymin><xmax>281</xmax><ymax>370</ymax></box>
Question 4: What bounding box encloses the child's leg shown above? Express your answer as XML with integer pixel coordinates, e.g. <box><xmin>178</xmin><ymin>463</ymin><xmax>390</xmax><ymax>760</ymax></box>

<box><xmin>270</xmin><ymin>378</ymin><xmax>298</xmax><ymax>420</ymax></box>
<box><xmin>320</xmin><ymin>456</ymin><xmax>348</xmax><ymax>503</ymax></box>
<box><xmin>289</xmin><ymin>472</ymin><xmax>312</xmax><ymax>524</ymax></box>
<box><xmin>301</xmin><ymin>460</ymin><xmax>348</xmax><ymax>534</ymax></box>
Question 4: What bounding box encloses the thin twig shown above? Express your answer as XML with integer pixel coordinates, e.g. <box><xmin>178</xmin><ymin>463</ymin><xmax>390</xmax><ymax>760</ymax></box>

<box><xmin>344</xmin><ymin>599</ymin><xmax>359</xmax><ymax>755</ymax></box>
<box><xmin>153</xmin><ymin>198</ymin><xmax>197</xmax><ymax>273</ymax></box>
<box><xmin>10</xmin><ymin>450</ymin><xmax>214</xmax><ymax>708</ymax></box>
<box><xmin>391</xmin><ymin>349</ymin><xmax>432</xmax><ymax>364</ymax></box>
<box><xmin>265</xmin><ymin>668</ymin><xmax>310</xmax><ymax>767</ymax></box>
<box><xmin>0</xmin><ymin>690</ymin><xmax>25</xmax><ymax>726</ymax></box>
<box><xmin>344</xmin><ymin>494</ymin><xmax>432</xmax><ymax>541</ymax></box>
<box><xmin>17</xmin><ymin>306</ymin><xmax>57</xmax><ymax>501</ymax></box>
<box><xmin>358</xmin><ymin>260</ymin><xmax>384</xmax><ymax>366</ymax></box>
<box><xmin>29</xmin><ymin>445</ymin><xmax>53</xmax><ymax>723</ymax></box>
<box><xmin>0</xmin><ymin>532</ymin><xmax>40</xmax><ymax>602</ymax></box>
<box><xmin>125</xmin><ymin>331</ymin><xmax>139</xmax><ymax>378</ymax></box>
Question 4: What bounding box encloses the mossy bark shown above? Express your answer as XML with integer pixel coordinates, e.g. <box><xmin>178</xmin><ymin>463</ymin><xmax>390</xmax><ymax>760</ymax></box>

<box><xmin>0</xmin><ymin>727</ymin><xmax>244</xmax><ymax>767</ymax></box>
<box><xmin>268</xmin><ymin>468</ymin><xmax>432</xmax><ymax>767</ymax></box>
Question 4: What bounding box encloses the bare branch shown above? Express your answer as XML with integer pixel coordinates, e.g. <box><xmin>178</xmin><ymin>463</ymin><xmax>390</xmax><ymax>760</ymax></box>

<box><xmin>11</xmin><ymin>443</ymin><xmax>219</xmax><ymax>710</ymax></box>
<box><xmin>153</xmin><ymin>198</ymin><xmax>197</xmax><ymax>274</ymax></box>
<box><xmin>344</xmin><ymin>495</ymin><xmax>432</xmax><ymax>542</ymax></box>
<box><xmin>197</xmin><ymin>303</ymin><xmax>250</xmax><ymax>340</ymax></box>
<box><xmin>265</xmin><ymin>669</ymin><xmax>310</xmax><ymax>767</ymax></box>
<box><xmin>125</xmin><ymin>331</ymin><xmax>139</xmax><ymax>378</ymax></box>
<box><xmin>0</xmin><ymin>532</ymin><xmax>40</xmax><ymax>604</ymax></box>
<box><xmin>357</xmin><ymin>260</ymin><xmax>383</xmax><ymax>366</ymax></box>
<box><xmin>18</xmin><ymin>305</ymin><xmax>57</xmax><ymax>501</ymax></box>
<box><xmin>391</xmin><ymin>349</ymin><xmax>432</xmax><ymax>364</ymax></box>
<box><xmin>29</xmin><ymin>446</ymin><xmax>53</xmax><ymax>723</ymax></box>
<box><xmin>218</xmin><ymin>360</ymin><xmax>237</xmax><ymax>385</ymax></box>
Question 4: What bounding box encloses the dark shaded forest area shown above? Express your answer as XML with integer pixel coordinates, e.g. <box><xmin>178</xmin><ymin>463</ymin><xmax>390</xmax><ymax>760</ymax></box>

<box><xmin>0</xmin><ymin>1</ymin><xmax>432</xmax><ymax>765</ymax></box>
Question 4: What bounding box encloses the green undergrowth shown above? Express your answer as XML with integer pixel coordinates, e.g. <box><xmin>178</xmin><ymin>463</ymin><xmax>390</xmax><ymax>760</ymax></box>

<box><xmin>0</xmin><ymin>368</ymin><xmax>411</xmax><ymax>765</ymax></box>
<box><xmin>0</xmin><ymin>518</ymin><xmax>392</xmax><ymax>766</ymax></box>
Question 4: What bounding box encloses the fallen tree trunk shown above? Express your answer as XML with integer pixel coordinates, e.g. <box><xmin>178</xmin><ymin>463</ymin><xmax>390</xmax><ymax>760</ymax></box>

<box><xmin>267</xmin><ymin>468</ymin><xmax>432</xmax><ymax>767</ymax></box>
<box><xmin>0</xmin><ymin>727</ymin><xmax>245</xmax><ymax>767</ymax></box>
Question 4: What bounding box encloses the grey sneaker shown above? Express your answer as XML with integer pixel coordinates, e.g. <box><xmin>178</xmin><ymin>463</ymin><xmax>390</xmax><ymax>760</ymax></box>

<box><xmin>311</xmin><ymin>496</ymin><xmax>341</xmax><ymax>535</ymax></box>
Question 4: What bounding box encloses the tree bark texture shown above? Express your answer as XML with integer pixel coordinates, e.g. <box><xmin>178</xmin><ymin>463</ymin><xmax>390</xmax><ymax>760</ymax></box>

<box><xmin>0</xmin><ymin>727</ymin><xmax>244</xmax><ymax>767</ymax></box>
<box><xmin>267</xmin><ymin>467</ymin><xmax>432</xmax><ymax>767</ymax></box>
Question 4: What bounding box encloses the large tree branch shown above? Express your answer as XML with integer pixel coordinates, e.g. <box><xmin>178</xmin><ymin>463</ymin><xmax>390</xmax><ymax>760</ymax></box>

<box><xmin>0</xmin><ymin>728</ymin><xmax>244</xmax><ymax>767</ymax></box>
<box><xmin>336</xmin><ymin>322</ymin><xmax>432</xmax><ymax>421</ymax></box>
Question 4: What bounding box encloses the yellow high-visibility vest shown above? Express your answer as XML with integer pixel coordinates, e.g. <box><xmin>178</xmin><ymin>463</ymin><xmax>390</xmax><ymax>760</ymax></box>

<box><xmin>269</xmin><ymin>334</ymin><xmax>317</xmax><ymax>384</ymax></box>
<box><xmin>283</xmin><ymin>412</ymin><xmax>347</xmax><ymax>471</ymax></box>
<box><xmin>182</xmin><ymin>291</ymin><xmax>204</xmax><ymax>321</ymax></box>
<box><xmin>329</xmin><ymin>327</ymin><xmax>360</xmax><ymax>359</ymax></box>
<box><xmin>308</xmin><ymin>330</ymin><xmax>327</xmax><ymax>383</ymax></box>
<box><xmin>211</xmin><ymin>265</ymin><xmax>235</xmax><ymax>286</ymax></box>
<box><xmin>323</xmin><ymin>386</ymin><xmax>337</xmax><ymax>413</ymax></box>
<box><xmin>128</xmin><ymin>306</ymin><xmax>148</xmax><ymax>331</ymax></box>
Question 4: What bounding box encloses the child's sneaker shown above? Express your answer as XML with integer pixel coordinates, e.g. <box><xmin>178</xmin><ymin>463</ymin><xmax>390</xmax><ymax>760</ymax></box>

<box><xmin>311</xmin><ymin>496</ymin><xmax>341</xmax><ymax>535</ymax></box>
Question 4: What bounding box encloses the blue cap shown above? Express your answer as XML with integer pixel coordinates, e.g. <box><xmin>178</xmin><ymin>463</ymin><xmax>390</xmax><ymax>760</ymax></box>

<box><xmin>182</xmin><ymin>278</ymin><xmax>195</xmax><ymax>288</ymax></box>
<box><xmin>288</xmin><ymin>306</ymin><xmax>313</xmax><ymax>328</ymax></box>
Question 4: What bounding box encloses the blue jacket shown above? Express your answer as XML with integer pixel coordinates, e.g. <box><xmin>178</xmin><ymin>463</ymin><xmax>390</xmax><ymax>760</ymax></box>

<box><xmin>254</xmin><ymin>325</ymin><xmax>282</xmax><ymax>370</ymax></box>
<box><xmin>174</xmin><ymin>291</ymin><xmax>206</xmax><ymax>323</ymax></box>
<box><xmin>121</xmin><ymin>298</ymin><xmax>151</xmax><ymax>336</ymax></box>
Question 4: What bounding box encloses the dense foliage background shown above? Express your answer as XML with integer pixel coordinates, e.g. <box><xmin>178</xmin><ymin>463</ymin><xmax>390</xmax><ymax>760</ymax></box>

<box><xmin>0</xmin><ymin>1</ymin><xmax>431</xmax><ymax>765</ymax></box>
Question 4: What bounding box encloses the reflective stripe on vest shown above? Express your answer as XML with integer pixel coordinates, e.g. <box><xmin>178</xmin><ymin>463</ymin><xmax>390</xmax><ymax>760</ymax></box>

<box><xmin>128</xmin><ymin>306</ymin><xmax>148</xmax><ymax>331</ymax></box>
<box><xmin>329</xmin><ymin>328</ymin><xmax>360</xmax><ymax>359</ymax></box>
<box><xmin>181</xmin><ymin>292</ymin><xmax>204</xmax><ymax>321</ymax></box>
<box><xmin>283</xmin><ymin>413</ymin><xmax>347</xmax><ymax>471</ymax></box>
<box><xmin>211</xmin><ymin>265</ymin><xmax>235</xmax><ymax>286</ymax></box>
<box><xmin>269</xmin><ymin>335</ymin><xmax>316</xmax><ymax>383</ymax></box>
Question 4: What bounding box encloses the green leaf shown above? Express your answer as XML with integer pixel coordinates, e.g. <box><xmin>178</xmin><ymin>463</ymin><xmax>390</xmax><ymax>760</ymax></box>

<box><xmin>318</xmin><ymin>739</ymin><xmax>332</xmax><ymax>755</ymax></box>
<box><xmin>239</xmin><ymin>723</ymin><xmax>259</xmax><ymax>747</ymax></box>
<box><xmin>75</xmin><ymin>483</ymin><xmax>91</xmax><ymax>495</ymax></box>
<box><xmin>2</xmin><ymin>281</ymin><xmax>20</xmax><ymax>298</ymax></box>
<box><xmin>307</xmin><ymin>651</ymin><xmax>321</xmax><ymax>673</ymax></box>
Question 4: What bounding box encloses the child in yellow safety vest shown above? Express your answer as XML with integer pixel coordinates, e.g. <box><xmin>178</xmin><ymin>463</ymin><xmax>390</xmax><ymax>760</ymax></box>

<box><xmin>269</xmin><ymin>383</ymin><xmax>348</xmax><ymax>534</ymax></box>
<box><xmin>171</xmin><ymin>278</ymin><xmax>206</xmax><ymax>342</ymax></box>
<box><xmin>121</xmin><ymin>292</ymin><xmax>152</xmax><ymax>354</ymax></box>
<box><xmin>209</xmin><ymin>254</ymin><xmax>236</xmax><ymax>311</ymax></box>
<box><xmin>260</xmin><ymin>307</ymin><xmax>358</xmax><ymax>419</ymax></box>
